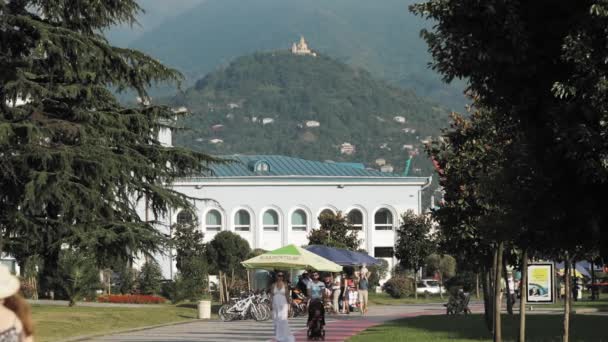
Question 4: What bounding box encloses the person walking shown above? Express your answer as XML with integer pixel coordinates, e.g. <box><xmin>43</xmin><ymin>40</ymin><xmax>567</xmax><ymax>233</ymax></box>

<box><xmin>270</xmin><ymin>271</ymin><xmax>294</xmax><ymax>342</ymax></box>
<box><xmin>307</xmin><ymin>272</ymin><xmax>326</xmax><ymax>326</ymax></box>
<box><xmin>331</xmin><ymin>278</ymin><xmax>340</xmax><ymax>314</ymax></box>
<box><xmin>0</xmin><ymin>265</ymin><xmax>34</xmax><ymax>342</ymax></box>
<box><xmin>358</xmin><ymin>268</ymin><xmax>371</xmax><ymax>314</ymax></box>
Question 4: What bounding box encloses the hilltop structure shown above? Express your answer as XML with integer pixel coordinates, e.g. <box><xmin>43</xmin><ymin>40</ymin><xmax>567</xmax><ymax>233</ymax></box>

<box><xmin>291</xmin><ymin>36</ymin><xmax>316</xmax><ymax>56</ymax></box>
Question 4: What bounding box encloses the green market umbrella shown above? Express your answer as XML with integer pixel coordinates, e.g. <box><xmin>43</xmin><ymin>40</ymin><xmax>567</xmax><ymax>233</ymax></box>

<box><xmin>241</xmin><ymin>244</ymin><xmax>342</xmax><ymax>272</ymax></box>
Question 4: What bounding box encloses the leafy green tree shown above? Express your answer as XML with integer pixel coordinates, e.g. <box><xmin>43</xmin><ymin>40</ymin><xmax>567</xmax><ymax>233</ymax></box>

<box><xmin>172</xmin><ymin>220</ymin><xmax>208</xmax><ymax>301</ymax></box>
<box><xmin>367</xmin><ymin>259</ymin><xmax>389</xmax><ymax>291</ymax></box>
<box><xmin>394</xmin><ymin>210</ymin><xmax>436</xmax><ymax>298</ymax></box>
<box><xmin>412</xmin><ymin>2</ymin><xmax>608</xmax><ymax>340</ymax></box>
<box><xmin>52</xmin><ymin>249</ymin><xmax>100</xmax><ymax>306</ymax></box>
<box><xmin>138</xmin><ymin>260</ymin><xmax>163</xmax><ymax>295</ymax></box>
<box><xmin>308</xmin><ymin>211</ymin><xmax>361</xmax><ymax>251</ymax></box>
<box><xmin>0</xmin><ymin>0</ymin><xmax>219</xmax><ymax>295</ymax></box>
<box><xmin>206</xmin><ymin>231</ymin><xmax>251</xmax><ymax>276</ymax></box>
<box><xmin>424</xmin><ymin>254</ymin><xmax>456</xmax><ymax>299</ymax></box>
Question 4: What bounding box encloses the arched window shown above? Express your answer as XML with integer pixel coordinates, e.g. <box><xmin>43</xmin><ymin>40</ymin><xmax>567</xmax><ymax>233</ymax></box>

<box><xmin>234</xmin><ymin>210</ymin><xmax>251</xmax><ymax>231</ymax></box>
<box><xmin>291</xmin><ymin>210</ymin><xmax>307</xmax><ymax>231</ymax></box>
<box><xmin>176</xmin><ymin>211</ymin><xmax>194</xmax><ymax>226</ymax></box>
<box><xmin>347</xmin><ymin>209</ymin><xmax>363</xmax><ymax>230</ymax></box>
<box><xmin>374</xmin><ymin>209</ymin><xmax>393</xmax><ymax>230</ymax></box>
<box><xmin>263</xmin><ymin>210</ymin><xmax>279</xmax><ymax>231</ymax></box>
<box><xmin>205</xmin><ymin>209</ymin><xmax>222</xmax><ymax>231</ymax></box>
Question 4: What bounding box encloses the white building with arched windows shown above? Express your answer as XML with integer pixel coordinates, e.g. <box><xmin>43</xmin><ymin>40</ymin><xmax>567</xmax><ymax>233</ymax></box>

<box><xmin>146</xmin><ymin>154</ymin><xmax>431</xmax><ymax>279</ymax></box>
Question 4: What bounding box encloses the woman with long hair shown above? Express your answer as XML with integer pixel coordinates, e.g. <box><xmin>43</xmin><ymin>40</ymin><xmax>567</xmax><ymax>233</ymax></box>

<box><xmin>270</xmin><ymin>271</ymin><xmax>294</xmax><ymax>342</ymax></box>
<box><xmin>0</xmin><ymin>265</ymin><xmax>34</xmax><ymax>342</ymax></box>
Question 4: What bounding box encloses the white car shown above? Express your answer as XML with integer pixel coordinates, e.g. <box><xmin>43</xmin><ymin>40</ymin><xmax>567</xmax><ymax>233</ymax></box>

<box><xmin>416</xmin><ymin>279</ymin><xmax>446</xmax><ymax>295</ymax></box>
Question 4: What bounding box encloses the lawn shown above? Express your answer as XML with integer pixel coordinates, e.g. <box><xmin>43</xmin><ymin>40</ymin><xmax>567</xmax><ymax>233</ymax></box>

<box><xmin>368</xmin><ymin>292</ymin><xmax>446</xmax><ymax>306</ymax></box>
<box><xmin>32</xmin><ymin>304</ymin><xmax>199</xmax><ymax>342</ymax></box>
<box><xmin>348</xmin><ymin>314</ymin><xmax>608</xmax><ymax>342</ymax></box>
<box><xmin>542</xmin><ymin>293</ymin><xmax>608</xmax><ymax>311</ymax></box>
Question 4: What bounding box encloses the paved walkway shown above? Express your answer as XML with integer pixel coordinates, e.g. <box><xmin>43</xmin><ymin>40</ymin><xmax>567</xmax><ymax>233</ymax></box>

<box><xmin>83</xmin><ymin>304</ymin><xmax>463</xmax><ymax>342</ymax></box>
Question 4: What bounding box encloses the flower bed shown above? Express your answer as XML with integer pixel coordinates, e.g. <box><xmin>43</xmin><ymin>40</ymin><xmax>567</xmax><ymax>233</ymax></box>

<box><xmin>97</xmin><ymin>294</ymin><xmax>166</xmax><ymax>304</ymax></box>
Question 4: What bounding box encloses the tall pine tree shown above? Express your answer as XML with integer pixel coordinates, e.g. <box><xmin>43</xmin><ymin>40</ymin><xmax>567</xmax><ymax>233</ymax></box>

<box><xmin>0</xmin><ymin>0</ymin><xmax>219</xmax><ymax>291</ymax></box>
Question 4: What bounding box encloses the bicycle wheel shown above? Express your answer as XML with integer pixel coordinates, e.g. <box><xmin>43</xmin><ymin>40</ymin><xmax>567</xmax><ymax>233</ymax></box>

<box><xmin>252</xmin><ymin>303</ymin><xmax>267</xmax><ymax>321</ymax></box>
<box><xmin>219</xmin><ymin>304</ymin><xmax>236</xmax><ymax>321</ymax></box>
<box><xmin>261</xmin><ymin>303</ymin><xmax>272</xmax><ymax>321</ymax></box>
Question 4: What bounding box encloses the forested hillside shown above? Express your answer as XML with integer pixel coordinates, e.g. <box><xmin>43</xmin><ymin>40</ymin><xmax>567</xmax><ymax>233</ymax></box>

<box><xmin>130</xmin><ymin>0</ymin><xmax>466</xmax><ymax>110</ymax></box>
<box><xmin>170</xmin><ymin>51</ymin><xmax>449</xmax><ymax>177</ymax></box>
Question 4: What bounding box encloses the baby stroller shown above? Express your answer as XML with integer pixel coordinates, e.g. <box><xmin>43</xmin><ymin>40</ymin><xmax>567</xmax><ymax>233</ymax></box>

<box><xmin>307</xmin><ymin>299</ymin><xmax>326</xmax><ymax>340</ymax></box>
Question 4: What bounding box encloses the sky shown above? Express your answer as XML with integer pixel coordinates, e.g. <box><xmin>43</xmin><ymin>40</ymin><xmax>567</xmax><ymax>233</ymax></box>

<box><xmin>105</xmin><ymin>0</ymin><xmax>206</xmax><ymax>46</ymax></box>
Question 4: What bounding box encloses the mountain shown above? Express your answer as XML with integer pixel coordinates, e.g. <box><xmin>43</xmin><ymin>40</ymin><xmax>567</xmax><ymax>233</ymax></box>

<box><xmin>105</xmin><ymin>0</ymin><xmax>206</xmax><ymax>47</ymax></box>
<box><xmin>169</xmin><ymin>51</ymin><xmax>448</xmax><ymax>177</ymax></box>
<box><xmin>130</xmin><ymin>0</ymin><xmax>466</xmax><ymax>110</ymax></box>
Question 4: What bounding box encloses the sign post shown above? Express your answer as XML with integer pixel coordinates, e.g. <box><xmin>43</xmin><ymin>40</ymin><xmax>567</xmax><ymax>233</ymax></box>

<box><xmin>526</xmin><ymin>263</ymin><xmax>555</xmax><ymax>306</ymax></box>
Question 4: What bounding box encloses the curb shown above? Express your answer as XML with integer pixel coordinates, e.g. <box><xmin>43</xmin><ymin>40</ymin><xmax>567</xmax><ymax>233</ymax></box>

<box><xmin>61</xmin><ymin>319</ymin><xmax>207</xmax><ymax>342</ymax></box>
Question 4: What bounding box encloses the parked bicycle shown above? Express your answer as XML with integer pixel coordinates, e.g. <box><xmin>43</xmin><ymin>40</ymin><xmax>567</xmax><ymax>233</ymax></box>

<box><xmin>219</xmin><ymin>290</ymin><xmax>271</xmax><ymax>322</ymax></box>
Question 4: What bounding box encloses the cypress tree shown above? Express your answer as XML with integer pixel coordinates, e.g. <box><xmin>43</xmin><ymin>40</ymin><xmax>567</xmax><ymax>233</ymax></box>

<box><xmin>0</xmin><ymin>1</ymin><xmax>219</xmax><ymax>292</ymax></box>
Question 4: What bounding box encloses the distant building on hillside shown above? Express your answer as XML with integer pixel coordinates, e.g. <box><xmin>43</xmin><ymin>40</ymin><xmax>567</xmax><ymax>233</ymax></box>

<box><xmin>209</xmin><ymin>139</ymin><xmax>223</xmax><ymax>144</ymax></box>
<box><xmin>340</xmin><ymin>142</ymin><xmax>356</xmax><ymax>155</ymax></box>
<box><xmin>171</xmin><ymin>106</ymin><xmax>188</xmax><ymax>114</ymax></box>
<box><xmin>227</xmin><ymin>102</ymin><xmax>240</xmax><ymax>109</ymax></box>
<box><xmin>305</xmin><ymin>120</ymin><xmax>320</xmax><ymax>128</ymax></box>
<box><xmin>211</xmin><ymin>124</ymin><xmax>224</xmax><ymax>132</ymax></box>
<box><xmin>393</xmin><ymin>116</ymin><xmax>406</xmax><ymax>124</ymax></box>
<box><xmin>291</xmin><ymin>36</ymin><xmax>317</xmax><ymax>56</ymax></box>
<box><xmin>262</xmin><ymin>118</ymin><xmax>275</xmax><ymax>125</ymax></box>
<box><xmin>375</xmin><ymin>158</ymin><xmax>386</xmax><ymax>166</ymax></box>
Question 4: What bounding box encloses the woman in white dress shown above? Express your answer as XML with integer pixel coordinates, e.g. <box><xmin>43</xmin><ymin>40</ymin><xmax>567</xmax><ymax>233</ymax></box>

<box><xmin>270</xmin><ymin>271</ymin><xmax>294</xmax><ymax>342</ymax></box>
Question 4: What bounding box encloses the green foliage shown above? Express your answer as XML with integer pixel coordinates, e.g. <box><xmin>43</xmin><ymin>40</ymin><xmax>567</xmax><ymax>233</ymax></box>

<box><xmin>395</xmin><ymin>210</ymin><xmax>436</xmax><ymax>275</ymax></box>
<box><xmin>0</xmin><ymin>0</ymin><xmax>220</xmax><ymax>294</ymax></box>
<box><xmin>382</xmin><ymin>276</ymin><xmax>415</xmax><ymax>298</ymax></box>
<box><xmin>112</xmin><ymin>261</ymin><xmax>137</xmax><ymax>295</ymax></box>
<box><xmin>171</xmin><ymin>221</ymin><xmax>208</xmax><ymax>301</ymax></box>
<box><xmin>425</xmin><ymin>254</ymin><xmax>456</xmax><ymax>284</ymax></box>
<box><xmin>138</xmin><ymin>261</ymin><xmax>164</xmax><ymax>295</ymax></box>
<box><xmin>171</xmin><ymin>51</ymin><xmax>448</xmax><ymax>179</ymax></box>
<box><xmin>52</xmin><ymin>249</ymin><xmax>100</xmax><ymax>306</ymax></box>
<box><xmin>128</xmin><ymin>0</ymin><xmax>466</xmax><ymax>109</ymax></box>
<box><xmin>411</xmin><ymin>0</ymin><xmax>607</xmax><ymax>260</ymax></box>
<box><xmin>205</xmin><ymin>231</ymin><xmax>251</xmax><ymax>276</ymax></box>
<box><xmin>368</xmin><ymin>259</ymin><xmax>389</xmax><ymax>291</ymax></box>
<box><xmin>307</xmin><ymin>211</ymin><xmax>361</xmax><ymax>251</ymax></box>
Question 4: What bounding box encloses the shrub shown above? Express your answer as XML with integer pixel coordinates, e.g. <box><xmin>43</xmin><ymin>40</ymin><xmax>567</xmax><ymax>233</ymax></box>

<box><xmin>51</xmin><ymin>249</ymin><xmax>100</xmax><ymax>306</ymax></box>
<box><xmin>368</xmin><ymin>259</ymin><xmax>389</xmax><ymax>291</ymax></box>
<box><xmin>97</xmin><ymin>294</ymin><xmax>166</xmax><ymax>304</ymax></box>
<box><xmin>382</xmin><ymin>276</ymin><xmax>415</xmax><ymax>298</ymax></box>
<box><xmin>138</xmin><ymin>261</ymin><xmax>163</xmax><ymax>295</ymax></box>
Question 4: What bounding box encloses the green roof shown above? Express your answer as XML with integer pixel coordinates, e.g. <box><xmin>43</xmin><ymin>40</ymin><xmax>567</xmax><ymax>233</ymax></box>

<box><xmin>207</xmin><ymin>155</ymin><xmax>404</xmax><ymax>178</ymax></box>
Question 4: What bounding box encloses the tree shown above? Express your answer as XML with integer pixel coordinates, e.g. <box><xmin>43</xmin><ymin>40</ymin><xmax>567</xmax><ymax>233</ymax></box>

<box><xmin>172</xmin><ymin>219</ymin><xmax>208</xmax><ymax>301</ymax></box>
<box><xmin>394</xmin><ymin>210</ymin><xmax>435</xmax><ymax>299</ymax></box>
<box><xmin>205</xmin><ymin>231</ymin><xmax>251</xmax><ymax>302</ymax></box>
<box><xmin>0</xmin><ymin>0</ymin><xmax>220</xmax><ymax>295</ymax></box>
<box><xmin>138</xmin><ymin>260</ymin><xmax>163</xmax><ymax>295</ymax></box>
<box><xmin>425</xmin><ymin>254</ymin><xmax>456</xmax><ymax>299</ymax></box>
<box><xmin>51</xmin><ymin>249</ymin><xmax>100</xmax><ymax>306</ymax></box>
<box><xmin>411</xmin><ymin>2</ymin><xmax>608</xmax><ymax>340</ymax></box>
<box><xmin>307</xmin><ymin>211</ymin><xmax>361</xmax><ymax>251</ymax></box>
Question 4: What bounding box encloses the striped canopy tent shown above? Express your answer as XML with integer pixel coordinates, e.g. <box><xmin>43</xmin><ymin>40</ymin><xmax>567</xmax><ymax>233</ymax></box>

<box><xmin>241</xmin><ymin>244</ymin><xmax>342</xmax><ymax>272</ymax></box>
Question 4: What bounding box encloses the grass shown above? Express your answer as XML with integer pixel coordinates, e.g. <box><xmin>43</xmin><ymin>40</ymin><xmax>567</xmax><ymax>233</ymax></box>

<box><xmin>348</xmin><ymin>314</ymin><xmax>608</xmax><ymax>342</ymax></box>
<box><xmin>32</xmin><ymin>304</ymin><xmax>200</xmax><ymax>342</ymax></box>
<box><xmin>541</xmin><ymin>293</ymin><xmax>608</xmax><ymax>311</ymax></box>
<box><xmin>368</xmin><ymin>292</ymin><xmax>445</xmax><ymax>305</ymax></box>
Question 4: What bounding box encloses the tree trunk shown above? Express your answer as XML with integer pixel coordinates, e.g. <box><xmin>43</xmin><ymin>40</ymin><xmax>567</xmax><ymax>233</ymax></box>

<box><xmin>494</xmin><ymin>242</ymin><xmax>504</xmax><ymax>342</ymax></box>
<box><xmin>414</xmin><ymin>269</ymin><xmax>418</xmax><ymax>299</ymax></box>
<box><xmin>476</xmin><ymin>273</ymin><xmax>480</xmax><ymax>300</ymax></box>
<box><xmin>482</xmin><ymin>267</ymin><xmax>493</xmax><ymax>332</ymax></box>
<box><xmin>519</xmin><ymin>249</ymin><xmax>528</xmax><ymax>342</ymax></box>
<box><xmin>219</xmin><ymin>271</ymin><xmax>224</xmax><ymax>303</ymax></box>
<box><xmin>590</xmin><ymin>260</ymin><xmax>596</xmax><ymax>300</ymax></box>
<box><xmin>502</xmin><ymin>253</ymin><xmax>513</xmax><ymax>315</ymax></box>
<box><xmin>563</xmin><ymin>259</ymin><xmax>571</xmax><ymax>342</ymax></box>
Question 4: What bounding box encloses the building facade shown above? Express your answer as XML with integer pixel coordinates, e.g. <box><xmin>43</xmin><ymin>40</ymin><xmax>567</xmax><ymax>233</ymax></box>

<box><xmin>144</xmin><ymin>154</ymin><xmax>431</xmax><ymax>279</ymax></box>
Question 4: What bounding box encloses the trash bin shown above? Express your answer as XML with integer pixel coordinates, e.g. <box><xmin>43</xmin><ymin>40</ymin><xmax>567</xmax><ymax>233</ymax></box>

<box><xmin>198</xmin><ymin>300</ymin><xmax>211</xmax><ymax>319</ymax></box>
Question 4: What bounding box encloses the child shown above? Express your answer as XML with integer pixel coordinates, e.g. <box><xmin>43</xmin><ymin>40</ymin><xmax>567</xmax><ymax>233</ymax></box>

<box><xmin>348</xmin><ymin>285</ymin><xmax>359</xmax><ymax>312</ymax></box>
